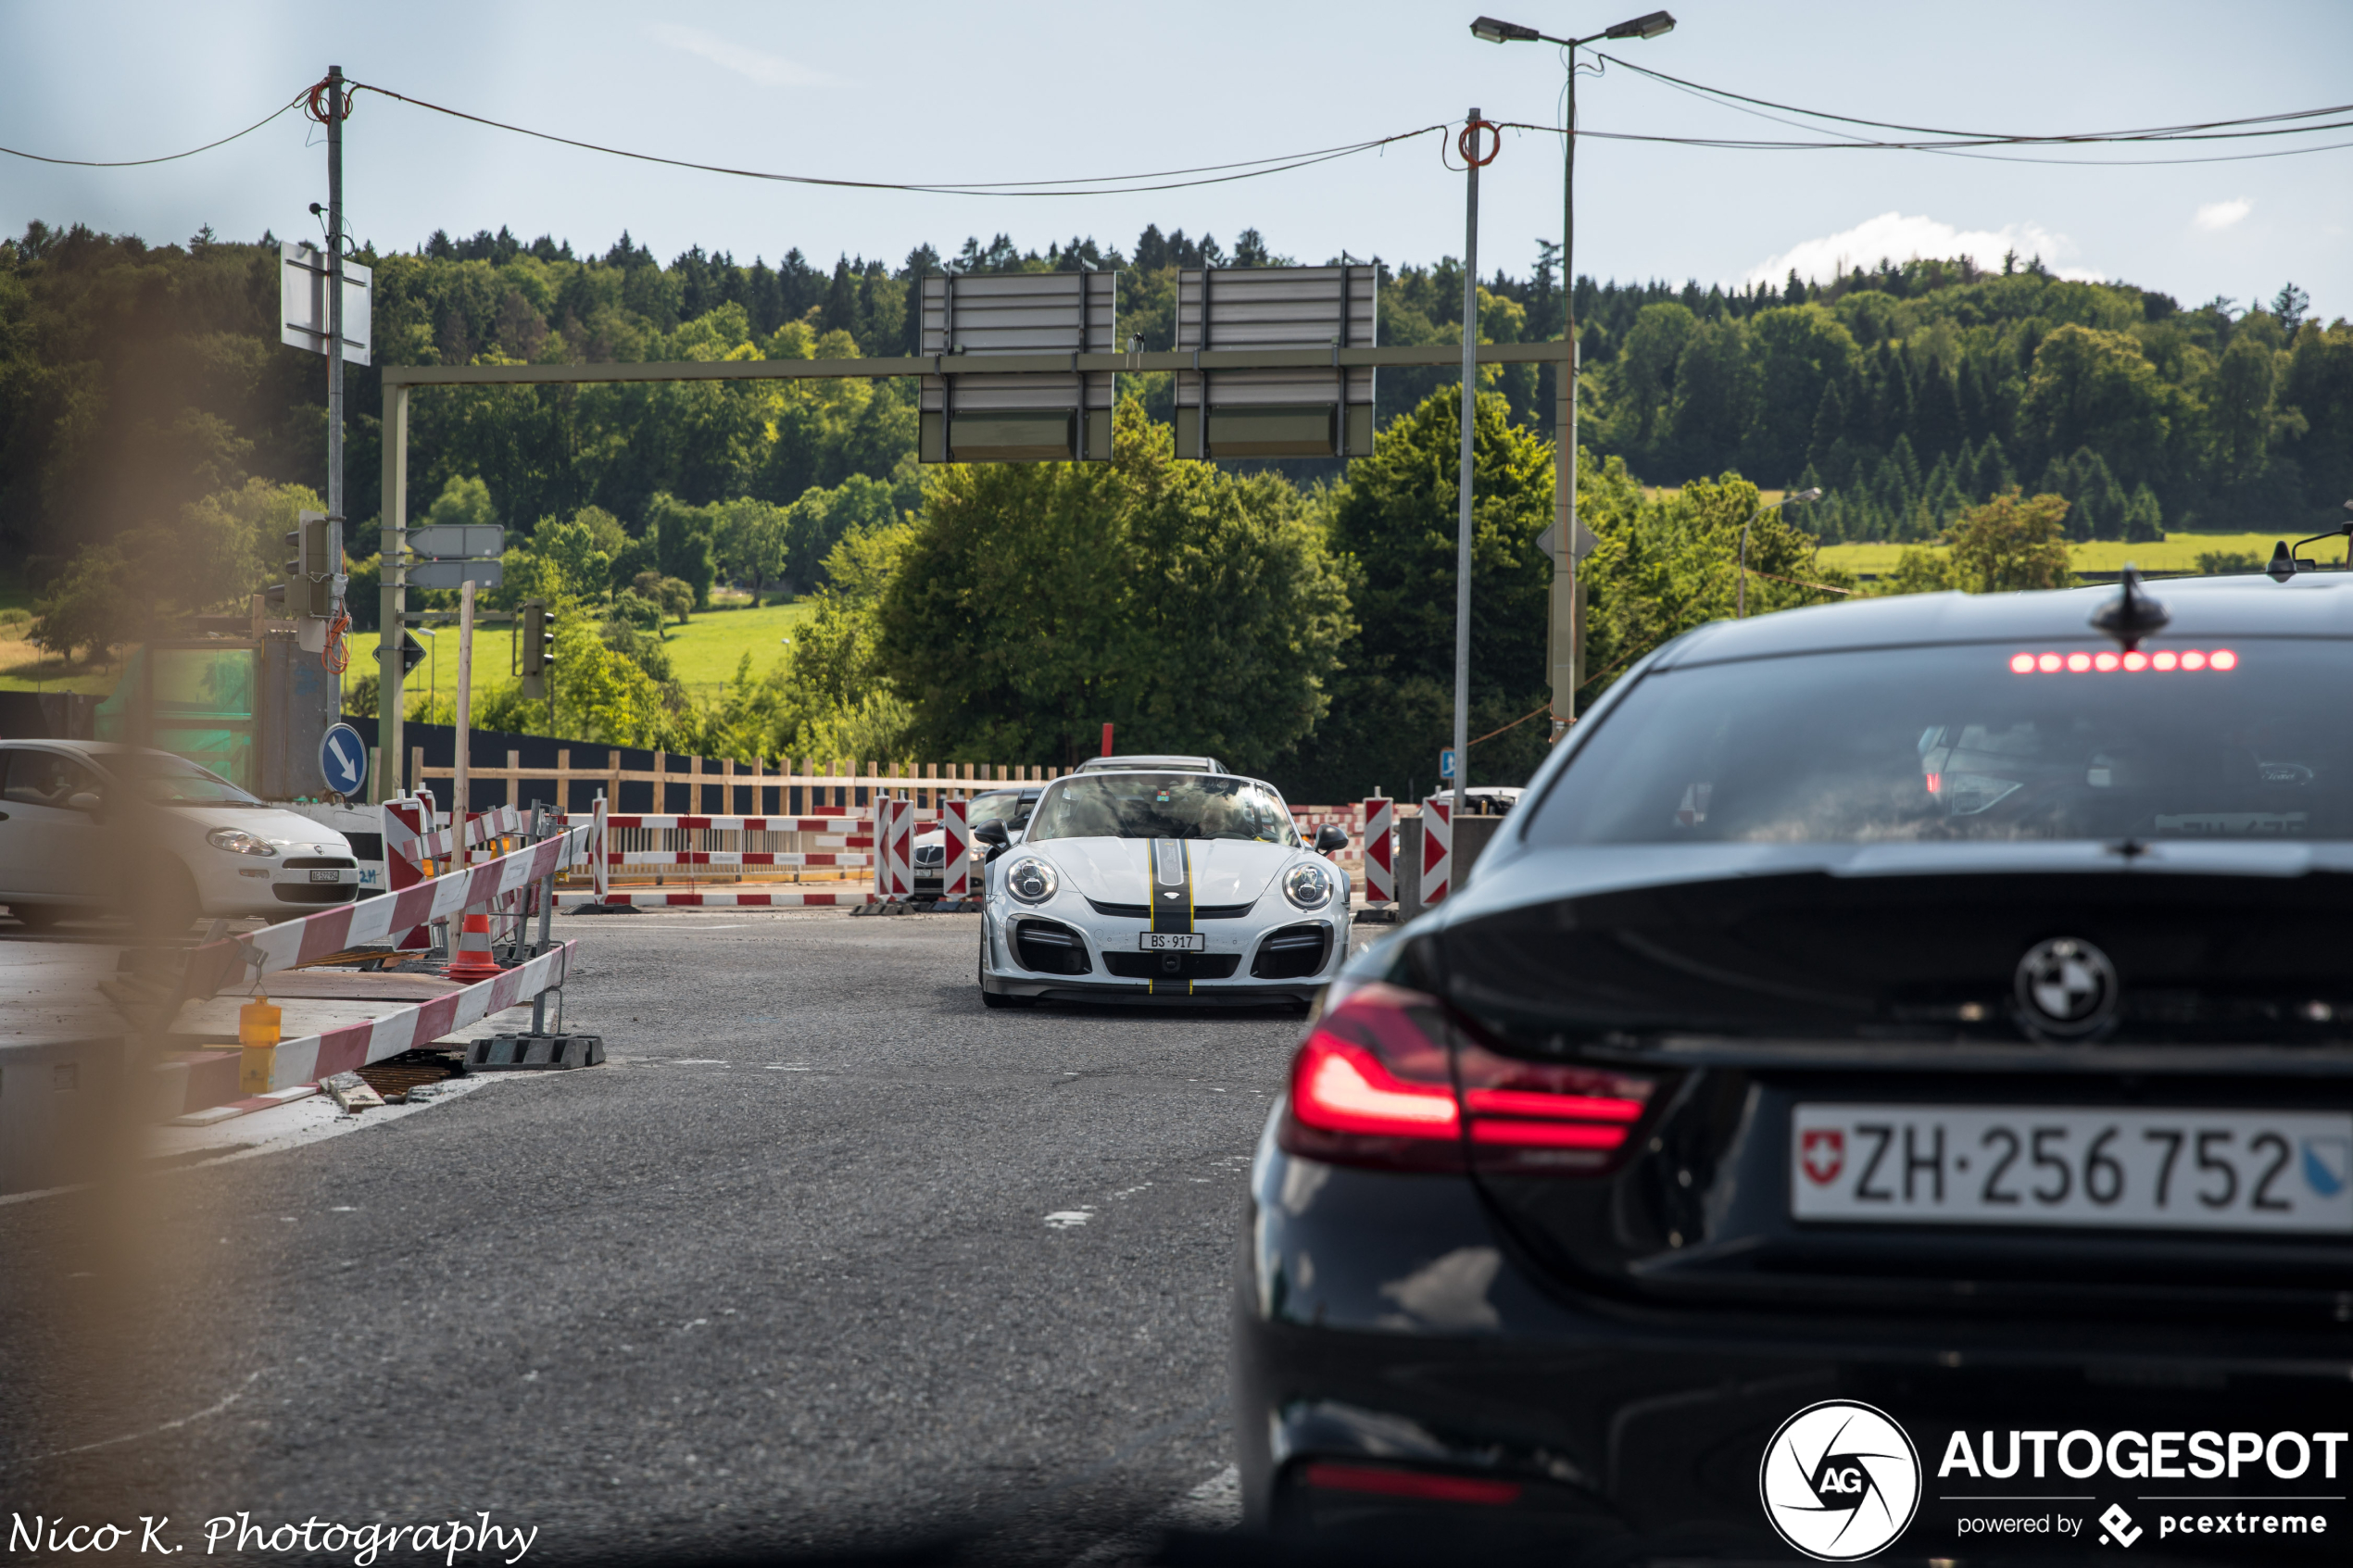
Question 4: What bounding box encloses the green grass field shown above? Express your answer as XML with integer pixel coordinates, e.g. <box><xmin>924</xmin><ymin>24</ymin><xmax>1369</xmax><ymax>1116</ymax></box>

<box><xmin>1817</xmin><ymin>533</ymin><xmax>2326</xmax><ymax>579</ymax></box>
<box><xmin>343</xmin><ymin>597</ymin><xmax>818</xmax><ymax>710</ymax></box>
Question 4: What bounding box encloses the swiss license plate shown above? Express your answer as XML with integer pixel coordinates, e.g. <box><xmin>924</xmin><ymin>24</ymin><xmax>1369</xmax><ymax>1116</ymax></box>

<box><xmin>308</xmin><ymin>869</ymin><xmax>341</xmax><ymax>884</ymax></box>
<box><xmin>1792</xmin><ymin>1104</ymin><xmax>2353</xmax><ymax>1234</ymax></box>
<box><xmin>1138</xmin><ymin>932</ymin><xmax>1206</xmax><ymax>952</ymax></box>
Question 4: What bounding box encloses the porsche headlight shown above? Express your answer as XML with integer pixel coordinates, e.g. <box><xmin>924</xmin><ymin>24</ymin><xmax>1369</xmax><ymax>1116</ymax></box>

<box><xmin>1005</xmin><ymin>856</ymin><xmax>1058</xmax><ymax>904</ymax></box>
<box><xmin>1282</xmin><ymin>860</ymin><xmax>1334</xmax><ymax>910</ymax></box>
<box><xmin>207</xmin><ymin>828</ymin><xmax>277</xmax><ymax>857</ymax></box>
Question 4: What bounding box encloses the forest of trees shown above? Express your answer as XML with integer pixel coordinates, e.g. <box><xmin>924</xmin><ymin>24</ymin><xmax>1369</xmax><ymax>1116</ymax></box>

<box><xmin>2</xmin><ymin>215</ymin><xmax>2347</xmax><ymax>796</ymax></box>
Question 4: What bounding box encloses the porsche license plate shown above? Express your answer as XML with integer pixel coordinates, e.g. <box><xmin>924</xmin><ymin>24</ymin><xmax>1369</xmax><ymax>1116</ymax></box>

<box><xmin>308</xmin><ymin>869</ymin><xmax>341</xmax><ymax>883</ymax></box>
<box><xmin>1792</xmin><ymin>1104</ymin><xmax>2353</xmax><ymax>1234</ymax></box>
<box><xmin>1138</xmin><ymin>933</ymin><xmax>1206</xmax><ymax>952</ymax></box>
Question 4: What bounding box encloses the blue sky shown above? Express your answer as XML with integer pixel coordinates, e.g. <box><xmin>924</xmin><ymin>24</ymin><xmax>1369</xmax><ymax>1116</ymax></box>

<box><xmin>6</xmin><ymin>1</ymin><xmax>2348</xmax><ymax>317</ymax></box>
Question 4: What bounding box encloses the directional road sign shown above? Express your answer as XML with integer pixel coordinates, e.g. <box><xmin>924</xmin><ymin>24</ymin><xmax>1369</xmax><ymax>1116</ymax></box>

<box><xmin>407</xmin><ymin>559</ymin><xmax>504</xmax><ymax>591</ymax></box>
<box><xmin>408</xmin><ymin>524</ymin><xmax>505</xmax><ymax>559</ymax></box>
<box><xmin>1439</xmin><ymin>748</ymin><xmax>1457</xmax><ymax>782</ymax></box>
<box><xmin>319</xmin><ymin>722</ymin><xmax>369</xmax><ymax>797</ymax></box>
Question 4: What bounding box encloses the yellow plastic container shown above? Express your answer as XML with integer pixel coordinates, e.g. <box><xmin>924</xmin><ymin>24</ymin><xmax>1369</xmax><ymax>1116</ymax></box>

<box><xmin>238</xmin><ymin>995</ymin><xmax>281</xmax><ymax>1047</ymax></box>
<box><xmin>238</xmin><ymin>997</ymin><xmax>281</xmax><ymax>1097</ymax></box>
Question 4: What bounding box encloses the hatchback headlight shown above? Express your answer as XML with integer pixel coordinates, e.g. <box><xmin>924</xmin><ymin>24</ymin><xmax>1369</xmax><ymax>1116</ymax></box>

<box><xmin>1283</xmin><ymin>860</ymin><xmax>1334</xmax><ymax>910</ymax></box>
<box><xmin>1005</xmin><ymin>856</ymin><xmax>1057</xmax><ymax>904</ymax></box>
<box><xmin>207</xmin><ymin>828</ymin><xmax>277</xmax><ymax>857</ymax></box>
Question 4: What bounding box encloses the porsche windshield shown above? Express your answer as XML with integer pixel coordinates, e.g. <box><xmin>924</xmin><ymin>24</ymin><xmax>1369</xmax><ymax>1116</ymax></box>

<box><xmin>1530</xmin><ymin>638</ymin><xmax>2353</xmax><ymax>844</ymax></box>
<box><xmin>1026</xmin><ymin>774</ymin><xmax>1297</xmax><ymax>845</ymax></box>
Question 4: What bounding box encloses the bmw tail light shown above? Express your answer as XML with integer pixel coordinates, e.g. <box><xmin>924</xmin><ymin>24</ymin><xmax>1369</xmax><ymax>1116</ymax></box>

<box><xmin>1456</xmin><ymin>1042</ymin><xmax>1655</xmax><ymax>1174</ymax></box>
<box><xmin>1281</xmin><ymin>983</ymin><xmax>1464</xmax><ymax>1171</ymax></box>
<box><xmin>1278</xmin><ymin>984</ymin><xmax>1660</xmax><ymax>1174</ymax></box>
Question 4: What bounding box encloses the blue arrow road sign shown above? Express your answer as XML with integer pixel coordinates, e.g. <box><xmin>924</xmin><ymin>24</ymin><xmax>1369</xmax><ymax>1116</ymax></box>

<box><xmin>1439</xmin><ymin>748</ymin><xmax>1456</xmax><ymax>782</ymax></box>
<box><xmin>320</xmin><ymin>722</ymin><xmax>369</xmax><ymax>796</ymax></box>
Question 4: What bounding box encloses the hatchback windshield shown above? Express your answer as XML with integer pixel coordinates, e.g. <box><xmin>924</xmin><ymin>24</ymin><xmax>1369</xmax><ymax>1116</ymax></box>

<box><xmin>1530</xmin><ymin>638</ymin><xmax>2353</xmax><ymax>844</ymax></box>
<box><xmin>102</xmin><ymin>750</ymin><xmax>264</xmax><ymax>807</ymax></box>
<box><xmin>1026</xmin><ymin>773</ymin><xmax>1297</xmax><ymax>845</ymax></box>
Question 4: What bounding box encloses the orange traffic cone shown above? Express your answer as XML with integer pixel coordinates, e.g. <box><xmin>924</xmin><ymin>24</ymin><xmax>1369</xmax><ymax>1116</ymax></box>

<box><xmin>445</xmin><ymin>910</ymin><xmax>505</xmax><ymax>982</ymax></box>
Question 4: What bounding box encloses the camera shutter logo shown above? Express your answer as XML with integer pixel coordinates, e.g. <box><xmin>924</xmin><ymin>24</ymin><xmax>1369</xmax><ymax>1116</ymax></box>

<box><xmin>1758</xmin><ymin>1400</ymin><xmax>1921</xmax><ymax>1562</ymax></box>
<box><xmin>2013</xmin><ymin>936</ymin><xmax>2119</xmax><ymax>1040</ymax></box>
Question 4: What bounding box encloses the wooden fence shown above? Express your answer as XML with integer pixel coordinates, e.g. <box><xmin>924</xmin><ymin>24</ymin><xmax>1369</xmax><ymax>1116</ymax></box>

<box><xmin>409</xmin><ymin>750</ymin><xmax>1076</xmax><ymax>820</ymax></box>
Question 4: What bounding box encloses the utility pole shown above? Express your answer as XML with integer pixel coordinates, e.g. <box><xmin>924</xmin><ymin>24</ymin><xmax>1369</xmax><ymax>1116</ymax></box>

<box><xmin>1454</xmin><ymin>108</ymin><xmax>1485</xmax><ymax>822</ymax></box>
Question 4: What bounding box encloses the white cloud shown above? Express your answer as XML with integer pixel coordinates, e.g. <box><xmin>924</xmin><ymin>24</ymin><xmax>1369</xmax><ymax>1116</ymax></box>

<box><xmin>2193</xmin><ymin>198</ymin><xmax>2253</xmax><ymax>232</ymax></box>
<box><xmin>645</xmin><ymin>23</ymin><xmax>834</xmax><ymax>88</ymax></box>
<box><xmin>1743</xmin><ymin>211</ymin><xmax>2101</xmax><ymax>287</ymax></box>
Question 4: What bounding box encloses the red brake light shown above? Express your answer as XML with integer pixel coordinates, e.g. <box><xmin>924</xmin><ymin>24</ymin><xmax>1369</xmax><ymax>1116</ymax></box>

<box><xmin>1279</xmin><ymin>985</ymin><xmax>1660</xmax><ymax>1175</ymax></box>
<box><xmin>1296</xmin><ymin>1036</ymin><xmax>1457</xmax><ymax>1136</ymax></box>
<box><xmin>1457</xmin><ymin>1044</ymin><xmax>1654</xmax><ymax>1170</ymax></box>
<box><xmin>1282</xmin><ymin>984</ymin><xmax>1463</xmax><ymax>1171</ymax></box>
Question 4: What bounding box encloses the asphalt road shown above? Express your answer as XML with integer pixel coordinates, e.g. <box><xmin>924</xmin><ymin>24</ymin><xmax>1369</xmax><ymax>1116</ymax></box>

<box><xmin>0</xmin><ymin>910</ymin><xmax>1326</xmax><ymax>1564</ymax></box>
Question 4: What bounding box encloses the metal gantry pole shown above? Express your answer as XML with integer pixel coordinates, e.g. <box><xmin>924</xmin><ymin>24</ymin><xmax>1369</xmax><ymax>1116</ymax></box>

<box><xmin>325</xmin><ymin>66</ymin><xmax>345</xmax><ymax>568</ymax></box>
<box><xmin>1453</xmin><ymin>109</ymin><xmax>1481</xmax><ymax>821</ymax></box>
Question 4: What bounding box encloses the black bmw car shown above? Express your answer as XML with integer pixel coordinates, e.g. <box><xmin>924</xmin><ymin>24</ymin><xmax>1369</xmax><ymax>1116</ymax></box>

<box><xmin>1236</xmin><ymin>572</ymin><xmax>2353</xmax><ymax>1563</ymax></box>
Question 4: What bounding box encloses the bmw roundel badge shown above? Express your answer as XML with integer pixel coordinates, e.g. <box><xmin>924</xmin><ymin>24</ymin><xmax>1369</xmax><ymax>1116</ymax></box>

<box><xmin>2012</xmin><ymin>936</ymin><xmax>2119</xmax><ymax>1041</ymax></box>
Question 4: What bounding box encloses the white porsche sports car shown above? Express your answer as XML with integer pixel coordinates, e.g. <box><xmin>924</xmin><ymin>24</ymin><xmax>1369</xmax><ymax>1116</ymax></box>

<box><xmin>976</xmin><ymin>767</ymin><xmax>1351</xmax><ymax>1008</ymax></box>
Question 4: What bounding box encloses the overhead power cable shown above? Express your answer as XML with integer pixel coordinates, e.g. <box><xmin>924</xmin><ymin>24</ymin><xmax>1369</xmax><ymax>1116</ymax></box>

<box><xmin>1492</xmin><ymin>119</ymin><xmax>2353</xmax><ymax>168</ymax></box>
<box><xmin>348</xmin><ymin>81</ymin><xmax>1445</xmax><ymax>196</ymax></box>
<box><xmin>0</xmin><ymin>93</ymin><xmax>306</xmax><ymax>167</ymax></box>
<box><xmin>1592</xmin><ymin>51</ymin><xmax>2353</xmax><ymax>145</ymax></box>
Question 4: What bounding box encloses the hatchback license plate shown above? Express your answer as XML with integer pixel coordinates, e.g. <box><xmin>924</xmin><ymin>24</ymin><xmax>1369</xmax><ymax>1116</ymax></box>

<box><xmin>308</xmin><ymin>869</ymin><xmax>341</xmax><ymax>884</ymax></box>
<box><xmin>1138</xmin><ymin>933</ymin><xmax>1205</xmax><ymax>952</ymax></box>
<box><xmin>1791</xmin><ymin>1104</ymin><xmax>2353</xmax><ymax>1234</ymax></box>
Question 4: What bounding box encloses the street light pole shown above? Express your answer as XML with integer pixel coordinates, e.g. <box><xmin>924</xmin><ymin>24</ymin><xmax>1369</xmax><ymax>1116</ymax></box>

<box><xmin>1471</xmin><ymin>12</ymin><xmax>1675</xmax><ymax>735</ymax></box>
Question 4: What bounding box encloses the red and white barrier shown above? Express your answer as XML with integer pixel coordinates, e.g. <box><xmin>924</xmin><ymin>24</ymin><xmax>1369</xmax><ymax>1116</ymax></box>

<box><xmin>555</xmin><ymin>890</ymin><xmax>875</xmax><ymax>909</ymax></box>
<box><xmin>601</xmin><ymin>852</ymin><xmax>869</xmax><ymax>867</ymax></box>
<box><xmin>177</xmin><ymin>823</ymin><xmax>593</xmax><ymax>1001</ymax></box>
<box><xmin>875</xmin><ymin>797</ymin><xmax>915</xmax><ymax>899</ymax></box>
<box><xmin>251</xmin><ymin>940</ymin><xmax>577</xmax><ymax>1094</ymax></box>
<box><xmin>941</xmin><ymin>797</ymin><xmax>971</xmax><ymax>899</ymax></box>
<box><xmin>563</xmin><ymin>813</ymin><xmax>894</xmax><ymax>833</ymax></box>
<box><xmin>1362</xmin><ymin>797</ymin><xmax>1395</xmax><ymax>904</ymax></box>
<box><xmin>385</xmin><ymin>798</ymin><xmax>522</xmax><ymax>865</ymax></box>
<box><xmin>1419</xmin><ymin>796</ymin><xmax>1453</xmax><ymax>907</ymax></box>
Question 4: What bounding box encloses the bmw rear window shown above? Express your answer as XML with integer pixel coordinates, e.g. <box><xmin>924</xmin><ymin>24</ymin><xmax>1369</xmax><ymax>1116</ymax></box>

<box><xmin>1529</xmin><ymin>638</ymin><xmax>2353</xmax><ymax>845</ymax></box>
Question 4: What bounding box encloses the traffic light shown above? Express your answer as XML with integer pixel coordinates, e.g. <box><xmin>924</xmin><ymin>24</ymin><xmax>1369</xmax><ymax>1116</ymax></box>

<box><xmin>520</xmin><ymin>598</ymin><xmax>551</xmax><ymax>697</ymax></box>
<box><xmin>267</xmin><ymin>509</ymin><xmax>344</xmax><ymax>652</ymax></box>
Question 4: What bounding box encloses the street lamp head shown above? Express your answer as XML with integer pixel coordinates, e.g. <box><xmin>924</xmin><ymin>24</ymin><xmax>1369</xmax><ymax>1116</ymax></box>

<box><xmin>1604</xmin><ymin>9</ymin><xmax>1677</xmax><ymax>40</ymax></box>
<box><xmin>1470</xmin><ymin>16</ymin><xmax>1541</xmax><ymax>43</ymax></box>
<box><xmin>1791</xmin><ymin>486</ymin><xmax>1824</xmax><ymax>504</ymax></box>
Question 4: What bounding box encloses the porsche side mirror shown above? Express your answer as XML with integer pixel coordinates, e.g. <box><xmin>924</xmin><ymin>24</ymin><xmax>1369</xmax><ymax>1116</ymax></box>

<box><xmin>1314</xmin><ymin>823</ymin><xmax>1350</xmax><ymax>856</ymax></box>
<box><xmin>68</xmin><ymin>790</ymin><xmax>106</xmax><ymax>822</ymax></box>
<box><xmin>973</xmin><ymin>821</ymin><xmax>1009</xmax><ymax>847</ymax></box>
